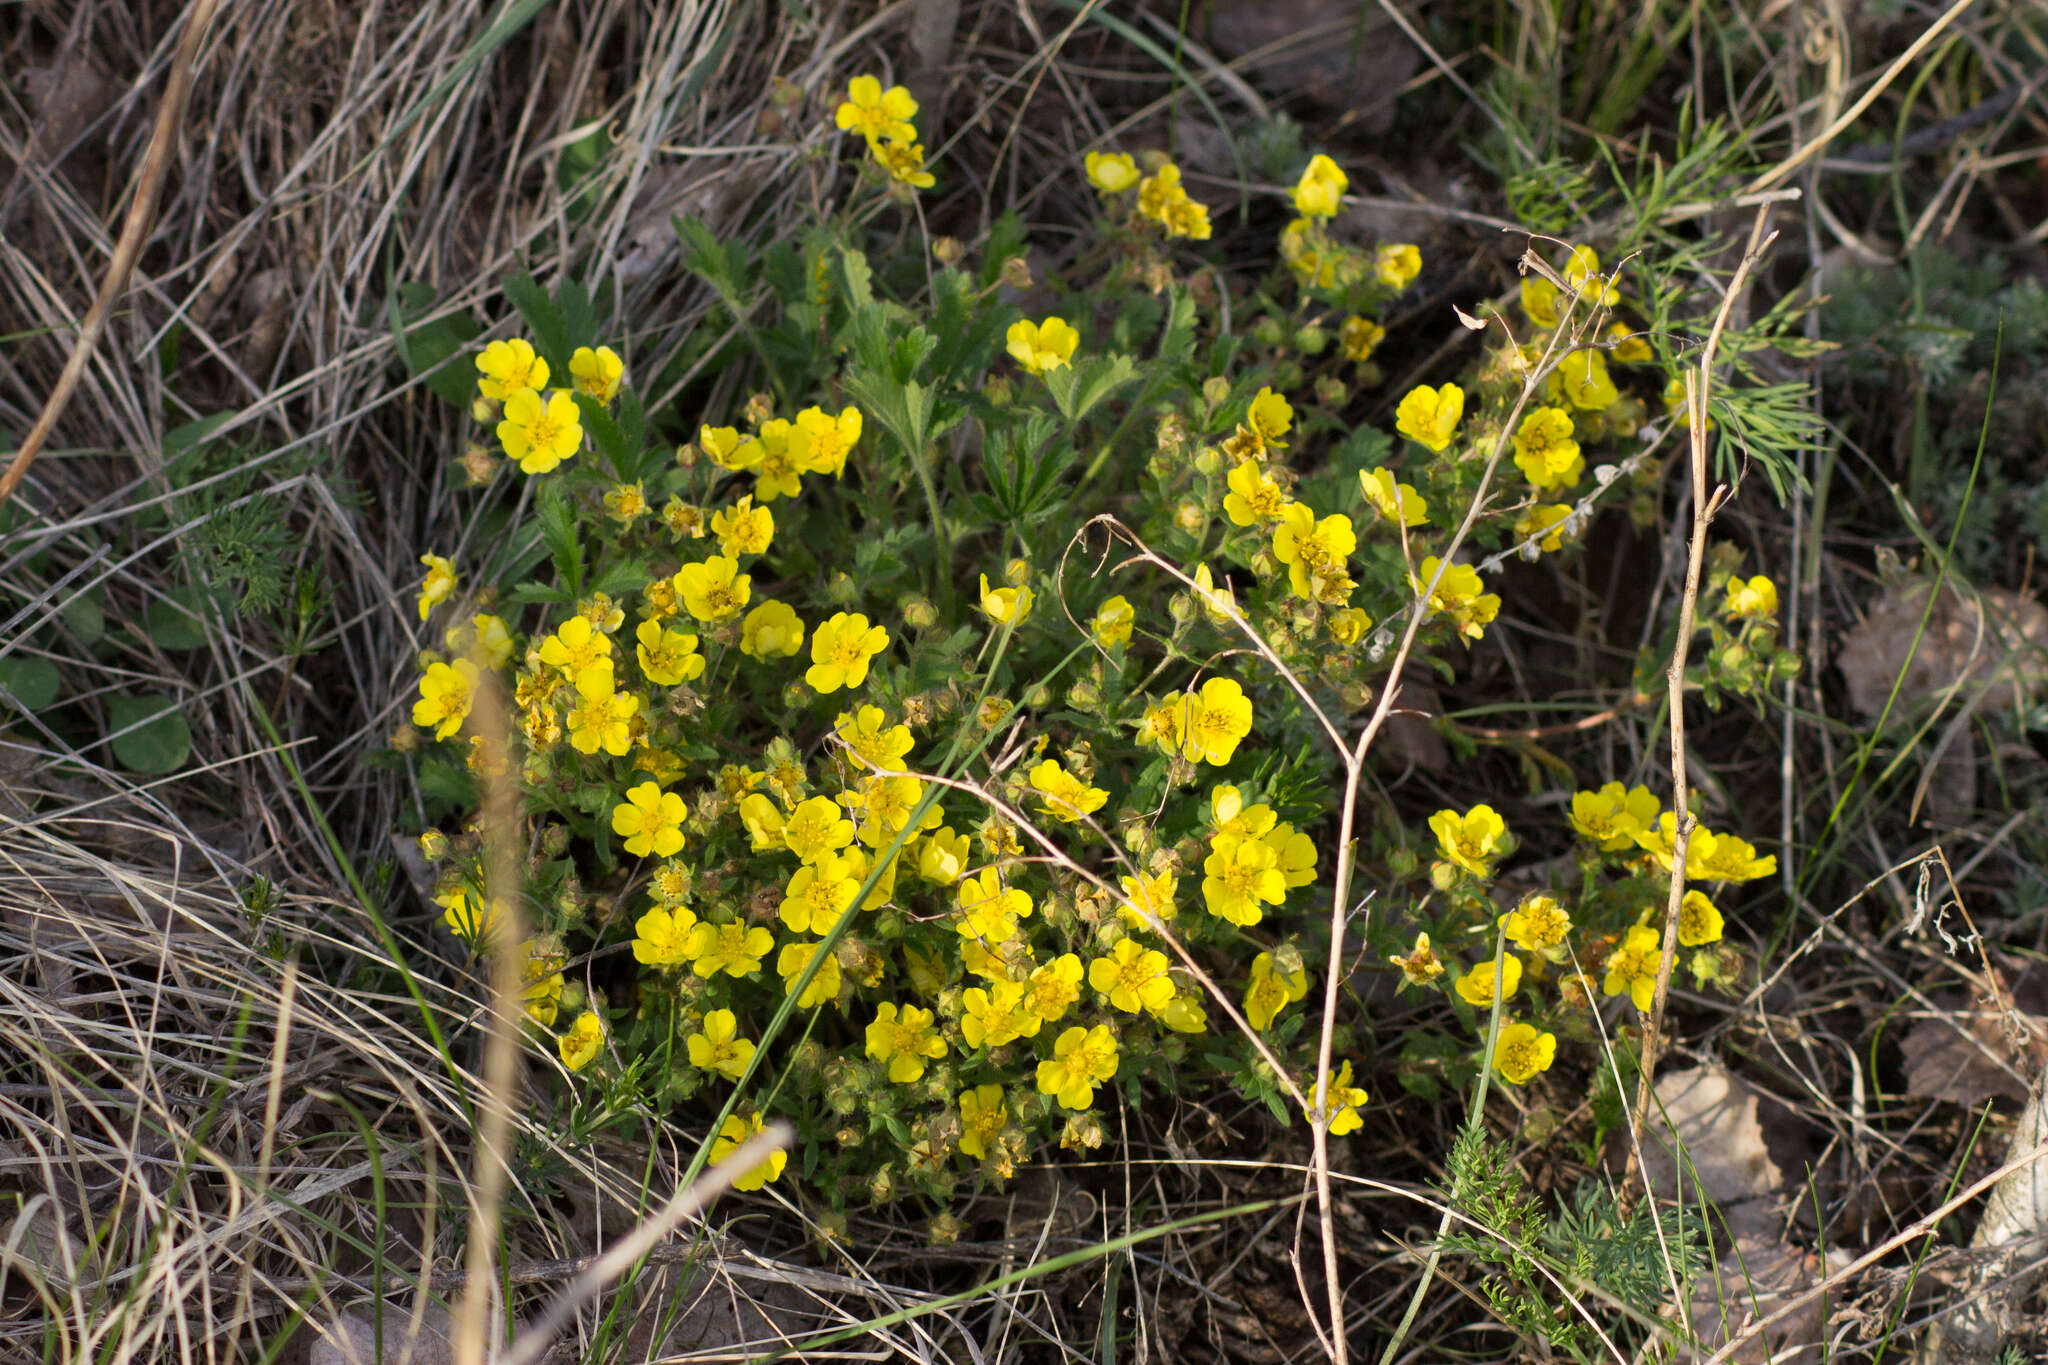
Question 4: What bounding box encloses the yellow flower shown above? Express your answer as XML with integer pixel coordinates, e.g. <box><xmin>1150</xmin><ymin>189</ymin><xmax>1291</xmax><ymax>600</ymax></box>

<box><xmin>1265</xmin><ymin>822</ymin><xmax>1318</xmax><ymax>888</ymax></box>
<box><xmin>1725</xmin><ymin>576</ymin><xmax>1778</xmax><ymax>619</ymax></box>
<box><xmin>612</xmin><ymin>781</ymin><xmax>688</xmax><ymax>858</ymax></box>
<box><xmin>1359</xmin><ymin>467</ymin><xmax>1428</xmax><ymax>528</ymax></box>
<box><xmin>1246</xmin><ymin>387</ymin><xmax>1294</xmax><ymax>448</ymax></box>
<box><xmin>1429</xmin><ymin>803</ymin><xmax>1507</xmax><ymax>878</ymax></box>
<box><xmin>1293</xmin><ymin>153</ymin><xmax>1348</xmax><ymax>219</ymax></box>
<box><xmin>1603</xmin><ymin>924</ymin><xmax>1663</xmax><ymax>1011</ymax></box>
<box><xmin>1224</xmin><ymin>459</ymin><xmax>1290</xmax><ymax>527</ymax></box>
<box><xmin>779</xmin><ymin>852</ymin><xmax>862</xmax><ymax>934</ymax></box>
<box><xmin>568</xmin><ymin>345</ymin><xmax>623</xmax><ymax>402</ymax></box>
<box><xmin>792</xmin><ymin>405</ymin><xmax>862</xmax><ymax>477</ymax></box>
<box><xmin>777</xmin><ymin>939</ymin><xmax>841</xmax><ymax>1008</ymax></box>
<box><xmin>1499</xmin><ymin>894</ymin><xmax>1570</xmax><ymax>952</ymax></box>
<box><xmin>635</xmin><ymin>619</ymin><xmax>705</xmax><ymax>687</ymax></box>
<box><xmin>979</xmin><ymin>573</ymin><xmax>1035</xmax><ymax>626</ymax></box>
<box><xmin>413</xmin><ymin>659</ymin><xmax>478</xmax><ymax>740</ymax></box>
<box><xmin>1028</xmin><ymin>759</ymin><xmax>1107</xmax><ymax>824</ymax></box>
<box><xmin>684</xmin><ymin>1010</ymin><xmax>757</xmax><ymax>1080</ymax></box>
<box><xmin>1414</xmin><ymin>556</ymin><xmax>1501</xmax><ymax>642</ymax></box>
<box><xmin>752</xmin><ymin>419</ymin><xmax>803</xmax><ymax>501</ymax></box>
<box><xmin>684</xmin><ymin>919</ymin><xmax>773</xmax><ymax>980</ymax></box>
<box><xmin>1085</xmin><ymin>150</ymin><xmax>1141</xmax><ymax>194</ymax></box>
<box><xmin>1169</xmin><ymin>677</ymin><xmax>1254</xmax><ymax>766</ymax></box>
<box><xmin>1374</xmin><ymin>243</ymin><xmax>1422</xmax><ymax>290</ymax></box>
<box><xmin>700</xmin><ymin>424</ymin><xmax>761</xmax><ymax>471</ymax></box>
<box><xmin>1629</xmin><ymin>812</ymin><xmax>1714</xmax><ymax>878</ymax></box>
<box><xmin>1388</xmin><ymin>932</ymin><xmax>1444</xmax><ymax>988</ymax></box>
<box><xmin>710</xmin><ymin>496</ymin><xmax>774</xmax><ymax>557</ymax></box>
<box><xmin>1395</xmin><ymin>383</ymin><xmax>1464</xmax><ymax>452</ymax></box>
<box><xmin>444</xmin><ymin>613</ymin><xmax>513</xmax><ymax>670</ymax></box>
<box><xmin>1271</xmin><ymin>503</ymin><xmax>1357</xmax><ymax>602</ymax></box>
<box><xmin>1492</xmin><ymin>1021</ymin><xmax>1556</xmax><ymax>1084</ymax></box>
<box><xmin>958</xmin><ymin>1085</ymin><xmax>1007</xmax><ymax>1159</ymax></box>
<box><xmin>566</xmin><ymin>688</ymin><xmax>637</xmax><ymax>756</ymax></box>
<box><xmin>672</xmin><ymin>555</ymin><xmax>751</xmax><ymax>623</ymax></box>
<box><xmin>518</xmin><ymin>946</ymin><xmax>562</xmax><ymax>1027</ymax></box>
<box><xmin>1514</xmin><ymin>504</ymin><xmax>1573</xmax><ymax>554</ymax></box>
<box><xmin>1023</xmin><ymin>954</ymin><xmax>1084</xmax><ymax>1023</ymax></box>
<box><xmin>782</xmin><ymin>795</ymin><xmax>856</xmax><ymax>864</ymax></box>
<box><xmin>1244</xmin><ymin>951</ymin><xmax>1309</xmax><ymax>1030</ymax></box>
<box><xmin>1561</xmin><ymin>244</ymin><xmax>1618</xmax><ymax>306</ymax></box>
<box><xmin>708</xmin><ymin>1112</ymin><xmax>784</xmax><ymax>1191</ymax></box>
<box><xmin>1693</xmin><ymin>829</ymin><xmax>1776</xmax><ymax>883</ymax></box>
<box><xmin>805</xmin><ymin>612</ymin><xmax>889</xmax><ymax>693</ymax></box>
<box><xmin>497</xmin><ymin>388</ymin><xmax>583</xmax><ymax>475</ymax></box>
<box><xmin>1036</xmin><ymin>1024</ymin><xmax>1119</xmax><ymax>1110</ymax></box>
<box><xmin>558</xmin><ymin>1010</ymin><xmax>604</xmax><ymax>1071</ymax></box>
<box><xmin>1308</xmin><ymin>1059</ymin><xmax>1369</xmax><ymax>1134</ymax></box>
<box><xmin>916</xmin><ymin>827</ymin><xmax>970</xmax><ymax>885</ymax></box>
<box><xmin>1329</xmin><ymin>607</ymin><xmax>1372</xmax><ymax>645</ymax></box>
<box><xmin>866</xmin><ymin>1002</ymin><xmax>946</xmax><ymax>1083</ymax></box>
<box><xmin>1161</xmin><ymin>191</ymin><xmax>1211</xmax><ymax>240</ymax></box>
<box><xmin>1091</xmin><ymin>595</ymin><xmax>1134</xmax><ymax>648</ymax></box>
<box><xmin>1567</xmin><ymin>781</ymin><xmax>1659</xmax><ymax>851</ymax></box>
<box><xmin>1088</xmin><ymin>939</ymin><xmax>1174</xmax><ymax>1014</ymax></box>
<box><xmin>1678</xmin><ymin>890</ymin><xmax>1725</xmax><ymax>947</ymax></box>
<box><xmin>1521</xmin><ymin>275</ymin><xmax>1562</xmax><ymax>328</ymax></box>
<box><xmin>1558</xmin><ymin>349</ymin><xmax>1619</xmax><ymax>411</ymax></box>
<box><xmin>1137</xmin><ymin>161</ymin><xmax>1186</xmax><ymax>220</ymax></box>
<box><xmin>476</xmin><ymin>338</ymin><xmax>549</xmax><ymax>401</ymax></box>
<box><xmin>1117</xmin><ymin>868</ymin><xmax>1178</xmax><ymax>926</ymax></box>
<box><xmin>957</xmin><ymin>867</ymin><xmax>1032</xmax><ymax>944</ymax></box>
<box><xmin>538</xmin><ymin>616</ymin><xmax>614</xmax><ymax>700</ymax></box>
<box><xmin>872</xmin><ymin>137</ymin><xmax>936</xmax><ymax>188</ymax></box>
<box><xmin>687</xmin><ymin>1009</ymin><xmax>757</xmax><ymax>1079</ymax></box>
<box><xmin>632</xmin><ymin>906</ymin><xmax>698</xmax><ymax>967</ymax></box>
<box><xmin>1340</xmin><ymin>315</ymin><xmax>1385</xmax><ymax>363</ymax></box>
<box><xmin>1191</xmin><ymin>563</ymin><xmax>1237</xmax><ymax>623</ymax></box>
<box><xmin>1006</xmin><ymin>317</ymin><xmax>1079</xmax><ymax>376</ymax></box>
<box><xmin>1512</xmin><ymin>407</ymin><xmax>1583</xmax><ymax>489</ymax></box>
<box><xmin>834</xmin><ymin>74</ymin><xmax>918</xmax><ymax>144</ymax></box>
<box><xmin>740</xmin><ymin>600</ymin><xmax>805</xmax><ymax>660</ymax></box>
<box><xmin>1202</xmin><ymin>832</ymin><xmax>1286</xmax><ymax>926</ymax></box>
<box><xmin>1608</xmin><ymin>322</ymin><xmax>1652</xmax><ymax>363</ymax></box>
<box><xmin>417</xmin><ymin>554</ymin><xmax>457</xmax><ymax>621</ymax></box>
<box><xmin>961</xmin><ymin>979</ymin><xmax>1036</xmax><ymax>1048</ymax></box>
<box><xmin>434</xmin><ymin>885</ymin><xmax>506</xmax><ymax>943</ymax></box>
<box><xmin>1454</xmin><ymin>954</ymin><xmax>1522</xmax><ymax>1007</ymax></box>
<box><xmin>834</xmin><ymin>706</ymin><xmax>913</xmax><ymax>773</ymax></box>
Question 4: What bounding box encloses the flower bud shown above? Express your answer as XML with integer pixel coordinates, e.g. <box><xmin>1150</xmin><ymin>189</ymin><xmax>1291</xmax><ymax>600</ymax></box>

<box><xmin>1201</xmin><ymin>375</ymin><xmax>1231</xmax><ymax>408</ymax></box>
<box><xmin>744</xmin><ymin>392</ymin><xmax>775</xmax><ymax>426</ymax></box>
<box><xmin>1000</xmin><ymin>256</ymin><xmax>1033</xmax><ymax>290</ymax></box>
<box><xmin>1294</xmin><ymin>324</ymin><xmax>1328</xmax><ymax>355</ymax></box>
<box><xmin>932</xmin><ymin>236</ymin><xmax>964</xmax><ymax>265</ymax></box>
<box><xmin>1315</xmin><ymin>376</ymin><xmax>1348</xmax><ymax>406</ymax></box>
<box><xmin>1192</xmin><ymin>445</ymin><xmax>1222</xmax><ymax>476</ymax></box>
<box><xmin>1174</xmin><ymin>500</ymin><xmax>1206</xmax><ymax>535</ymax></box>
<box><xmin>1252</xmin><ymin>317</ymin><xmax>1285</xmax><ymax>348</ymax></box>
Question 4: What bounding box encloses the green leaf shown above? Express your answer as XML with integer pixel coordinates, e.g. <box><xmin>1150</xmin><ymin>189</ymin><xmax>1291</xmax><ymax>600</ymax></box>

<box><xmin>534</xmin><ymin>482</ymin><xmax>583</xmax><ymax>597</ymax></box>
<box><xmin>147</xmin><ymin>587</ymin><xmax>213</xmax><ymax>651</ymax></box>
<box><xmin>839</xmin><ymin>246</ymin><xmax>875</xmax><ymax>310</ymax></box>
<box><xmin>591</xmin><ymin>559</ymin><xmax>652</xmax><ymax>598</ymax></box>
<box><xmin>0</xmin><ymin>657</ymin><xmax>60</xmax><ymax>712</ymax></box>
<box><xmin>503</xmin><ymin>270</ymin><xmax>571</xmax><ymax>372</ymax></box>
<box><xmin>108</xmin><ymin>695</ymin><xmax>191</xmax><ymax>774</ymax></box>
<box><xmin>391</xmin><ymin>282</ymin><xmax>482</xmax><ymax>406</ymax></box>
<box><xmin>1065</xmin><ymin>353</ymin><xmax>1138</xmax><ymax>426</ymax></box>
<box><xmin>163</xmin><ymin>413</ymin><xmax>236</xmax><ymax>467</ymax></box>
<box><xmin>575</xmin><ymin>392</ymin><xmax>630</xmax><ymax>478</ymax></box>
<box><xmin>61</xmin><ymin>593</ymin><xmax>105</xmax><ymax>647</ymax></box>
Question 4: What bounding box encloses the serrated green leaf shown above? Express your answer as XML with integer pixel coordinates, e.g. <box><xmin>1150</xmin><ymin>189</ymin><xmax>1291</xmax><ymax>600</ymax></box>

<box><xmin>575</xmin><ymin>392</ymin><xmax>629</xmax><ymax>477</ymax></box>
<box><xmin>534</xmin><ymin>482</ymin><xmax>583</xmax><ymax>597</ymax></box>
<box><xmin>108</xmin><ymin>695</ymin><xmax>191</xmax><ymax>774</ymax></box>
<box><xmin>391</xmin><ymin>282</ymin><xmax>481</xmax><ymax>406</ymax></box>
<box><xmin>840</xmin><ymin>246</ymin><xmax>875</xmax><ymax>309</ymax></box>
<box><xmin>0</xmin><ymin>657</ymin><xmax>60</xmax><ymax>712</ymax></box>
<box><xmin>591</xmin><ymin>560</ymin><xmax>652</xmax><ymax>598</ymax></box>
<box><xmin>503</xmin><ymin>271</ymin><xmax>571</xmax><ymax>372</ymax></box>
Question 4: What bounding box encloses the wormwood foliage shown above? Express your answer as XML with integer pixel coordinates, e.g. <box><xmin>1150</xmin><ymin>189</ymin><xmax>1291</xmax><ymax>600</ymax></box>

<box><xmin>393</xmin><ymin>76</ymin><xmax>1808</xmax><ymax>1211</ymax></box>
<box><xmin>1438</xmin><ymin>1125</ymin><xmax>1704</xmax><ymax>1357</ymax></box>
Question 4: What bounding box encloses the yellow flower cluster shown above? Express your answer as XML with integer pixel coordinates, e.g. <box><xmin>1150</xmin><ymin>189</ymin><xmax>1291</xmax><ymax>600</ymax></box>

<box><xmin>1084</xmin><ymin>150</ymin><xmax>1212</xmax><ymax>241</ymax></box>
<box><xmin>835</xmin><ymin>76</ymin><xmax>933</xmax><ymax>189</ymax></box>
